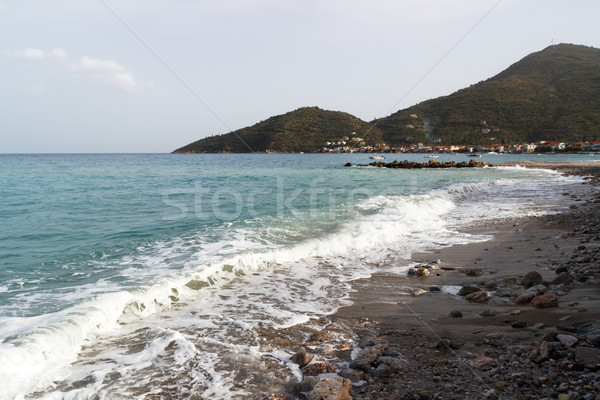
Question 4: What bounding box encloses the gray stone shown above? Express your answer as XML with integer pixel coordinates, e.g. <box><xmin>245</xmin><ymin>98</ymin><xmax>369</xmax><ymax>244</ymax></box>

<box><xmin>527</xmin><ymin>284</ymin><xmax>547</xmax><ymax>294</ymax></box>
<box><xmin>511</xmin><ymin>320</ymin><xmax>527</xmax><ymax>328</ymax></box>
<box><xmin>553</xmin><ymin>272</ymin><xmax>573</xmax><ymax>285</ymax></box>
<box><xmin>556</xmin><ymin>334</ymin><xmax>578</xmax><ymax>348</ymax></box>
<box><xmin>373</xmin><ymin>363</ymin><xmax>392</xmax><ymax>377</ymax></box>
<box><xmin>294</xmin><ymin>377</ymin><xmax>319</xmax><ymax>396</ymax></box>
<box><xmin>338</xmin><ymin>368</ymin><xmax>366</xmax><ymax>383</ymax></box>
<box><xmin>480</xmin><ymin>309</ymin><xmax>496</xmax><ymax>317</ymax></box>
<box><xmin>449</xmin><ymin>309</ymin><xmax>463</xmax><ymax>318</ymax></box>
<box><xmin>535</xmin><ymin>341</ymin><xmax>550</xmax><ymax>363</ymax></box>
<box><xmin>521</xmin><ymin>270</ymin><xmax>543</xmax><ymax>288</ymax></box>
<box><xmin>575</xmin><ymin>347</ymin><xmax>600</xmax><ymax>370</ymax></box>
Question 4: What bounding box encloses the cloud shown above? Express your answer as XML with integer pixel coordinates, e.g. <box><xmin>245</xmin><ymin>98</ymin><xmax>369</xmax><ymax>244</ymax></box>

<box><xmin>70</xmin><ymin>56</ymin><xmax>153</xmax><ymax>92</ymax></box>
<box><xmin>6</xmin><ymin>48</ymin><xmax>152</xmax><ymax>93</ymax></box>
<box><xmin>7</xmin><ymin>48</ymin><xmax>46</xmax><ymax>60</ymax></box>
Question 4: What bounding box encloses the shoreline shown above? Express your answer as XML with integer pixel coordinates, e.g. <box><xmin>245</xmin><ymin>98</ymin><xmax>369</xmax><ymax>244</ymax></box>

<box><xmin>263</xmin><ymin>161</ymin><xmax>600</xmax><ymax>400</ymax></box>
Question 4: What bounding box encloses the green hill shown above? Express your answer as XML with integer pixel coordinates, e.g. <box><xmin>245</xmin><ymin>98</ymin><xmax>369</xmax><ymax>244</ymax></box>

<box><xmin>173</xmin><ymin>44</ymin><xmax>600</xmax><ymax>153</ymax></box>
<box><xmin>376</xmin><ymin>44</ymin><xmax>600</xmax><ymax>146</ymax></box>
<box><xmin>172</xmin><ymin>107</ymin><xmax>383</xmax><ymax>153</ymax></box>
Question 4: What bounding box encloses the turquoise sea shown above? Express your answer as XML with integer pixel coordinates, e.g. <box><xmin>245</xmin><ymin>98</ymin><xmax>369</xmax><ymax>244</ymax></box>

<box><xmin>0</xmin><ymin>153</ymin><xmax>595</xmax><ymax>399</ymax></box>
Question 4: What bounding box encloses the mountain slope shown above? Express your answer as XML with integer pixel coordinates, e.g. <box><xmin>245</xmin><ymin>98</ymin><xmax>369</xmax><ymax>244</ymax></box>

<box><xmin>172</xmin><ymin>107</ymin><xmax>383</xmax><ymax>153</ymax></box>
<box><xmin>375</xmin><ymin>44</ymin><xmax>600</xmax><ymax>145</ymax></box>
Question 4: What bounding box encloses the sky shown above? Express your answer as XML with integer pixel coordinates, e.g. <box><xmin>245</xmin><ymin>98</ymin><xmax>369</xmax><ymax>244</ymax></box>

<box><xmin>1</xmin><ymin>0</ymin><xmax>599</xmax><ymax>153</ymax></box>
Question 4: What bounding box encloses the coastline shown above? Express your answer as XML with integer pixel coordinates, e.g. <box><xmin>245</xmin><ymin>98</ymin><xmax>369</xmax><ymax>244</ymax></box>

<box><xmin>263</xmin><ymin>161</ymin><xmax>600</xmax><ymax>400</ymax></box>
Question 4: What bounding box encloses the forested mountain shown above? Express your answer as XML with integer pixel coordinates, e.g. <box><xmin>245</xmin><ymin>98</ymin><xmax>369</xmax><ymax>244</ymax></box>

<box><xmin>376</xmin><ymin>44</ymin><xmax>600</xmax><ymax>146</ymax></box>
<box><xmin>173</xmin><ymin>44</ymin><xmax>600</xmax><ymax>153</ymax></box>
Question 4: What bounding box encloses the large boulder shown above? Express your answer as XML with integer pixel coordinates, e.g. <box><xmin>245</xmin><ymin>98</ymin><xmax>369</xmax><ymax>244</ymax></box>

<box><xmin>521</xmin><ymin>271</ymin><xmax>543</xmax><ymax>288</ymax></box>
<box><xmin>575</xmin><ymin>347</ymin><xmax>600</xmax><ymax>370</ymax></box>
<box><xmin>308</xmin><ymin>377</ymin><xmax>352</xmax><ymax>400</ymax></box>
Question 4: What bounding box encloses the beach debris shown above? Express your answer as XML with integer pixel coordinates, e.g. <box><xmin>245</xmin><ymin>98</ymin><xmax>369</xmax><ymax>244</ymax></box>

<box><xmin>449</xmin><ymin>309</ymin><xmax>463</xmax><ymax>318</ymax></box>
<box><xmin>464</xmin><ymin>291</ymin><xmax>488</xmax><ymax>302</ymax></box>
<box><xmin>308</xmin><ymin>377</ymin><xmax>351</xmax><ymax>400</ymax></box>
<box><xmin>457</xmin><ymin>285</ymin><xmax>480</xmax><ymax>296</ymax></box>
<box><xmin>291</xmin><ymin>347</ymin><xmax>314</xmax><ymax>367</ymax></box>
<box><xmin>521</xmin><ymin>270</ymin><xmax>543</xmax><ymax>288</ymax></box>
<box><xmin>531</xmin><ymin>292</ymin><xmax>559</xmax><ymax>308</ymax></box>
<box><xmin>410</xmin><ymin>288</ymin><xmax>427</xmax><ymax>297</ymax></box>
<box><xmin>408</xmin><ymin>265</ymin><xmax>430</xmax><ymax>277</ymax></box>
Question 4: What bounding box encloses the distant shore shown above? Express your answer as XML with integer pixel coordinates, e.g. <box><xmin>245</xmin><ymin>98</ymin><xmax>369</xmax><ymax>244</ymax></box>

<box><xmin>262</xmin><ymin>161</ymin><xmax>600</xmax><ymax>399</ymax></box>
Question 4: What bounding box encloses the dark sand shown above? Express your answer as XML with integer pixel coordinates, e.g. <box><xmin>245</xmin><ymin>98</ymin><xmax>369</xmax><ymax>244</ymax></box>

<box><xmin>263</xmin><ymin>161</ymin><xmax>600</xmax><ymax>400</ymax></box>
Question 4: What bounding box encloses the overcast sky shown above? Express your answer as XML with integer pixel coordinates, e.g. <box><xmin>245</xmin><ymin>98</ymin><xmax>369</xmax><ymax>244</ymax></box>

<box><xmin>1</xmin><ymin>0</ymin><xmax>599</xmax><ymax>153</ymax></box>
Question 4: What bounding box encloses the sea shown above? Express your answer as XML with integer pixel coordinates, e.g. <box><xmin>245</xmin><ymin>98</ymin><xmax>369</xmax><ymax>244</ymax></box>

<box><xmin>0</xmin><ymin>152</ymin><xmax>596</xmax><ymax>399</ymax></box>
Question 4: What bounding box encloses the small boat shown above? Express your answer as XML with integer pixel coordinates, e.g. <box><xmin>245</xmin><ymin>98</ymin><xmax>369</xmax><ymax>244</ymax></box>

<box><xmin>487</xmin><ymin>151</ymin><xmax>498</xmax><ymax>155</ymax></box>
<box><xmin>424</xmin><ymin>154</ymin><xmax>439</xmax><ymax>159</ymax></box>
<box><xmin>369</xmin><ymin>155</ymin><xmax>385</xmax><ymax>160</ymax></box>
<box><xmin>467</xmin><ymin>154</ymin><xmax>481</xmax><ymax>157</ymax></box>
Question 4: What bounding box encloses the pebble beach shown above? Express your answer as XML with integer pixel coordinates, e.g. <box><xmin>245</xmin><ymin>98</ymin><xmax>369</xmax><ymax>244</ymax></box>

<box><xmin>262</xmin><ymin>161</ymin><xmax>600</xmax><ymax>400</ymax></box>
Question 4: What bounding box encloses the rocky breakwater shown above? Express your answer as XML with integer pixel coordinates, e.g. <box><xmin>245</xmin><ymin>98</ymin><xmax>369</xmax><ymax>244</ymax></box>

<box><xmin>345</xmin><ymin>159</ymin><xmax>489</xmax><ymax>169</ymax></box>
